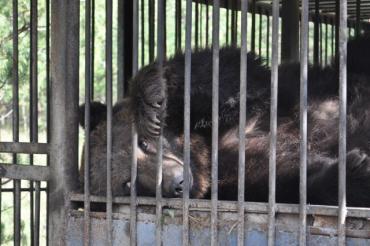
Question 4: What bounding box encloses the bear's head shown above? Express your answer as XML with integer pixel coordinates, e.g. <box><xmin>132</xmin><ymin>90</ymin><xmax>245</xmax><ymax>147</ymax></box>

<box><xmin>79</xmin><ymin>100</ymin><xmax>210</xmax><ymax>199</ymax></box>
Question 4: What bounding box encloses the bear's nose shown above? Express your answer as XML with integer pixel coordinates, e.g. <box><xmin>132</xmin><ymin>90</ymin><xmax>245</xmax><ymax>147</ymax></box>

<box><xmin>171</xmin><ymin>173</ymin><xmax>193</xmax><ymax>197</ymax></box>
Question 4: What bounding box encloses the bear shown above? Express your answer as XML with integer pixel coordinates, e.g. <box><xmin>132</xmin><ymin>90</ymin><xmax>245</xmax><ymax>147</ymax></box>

<box><xmin>79</xmin><ymin>36</ymin><xmax>370</xmax><ymax>207</ymax></box>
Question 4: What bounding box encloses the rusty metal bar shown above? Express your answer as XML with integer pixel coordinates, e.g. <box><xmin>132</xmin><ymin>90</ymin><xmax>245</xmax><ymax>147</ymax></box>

<box><xmin>69</xmin><ymin>194</ymin><xmax>370</xmax><ymax>218</ymax></box>
<box><xmin>183</xmin><ymin>0</ymin><xmax>192</xmax><ymax>245</ymax></box>
<box><xmin>130</xmin><ymin>0</ymin><xmax>139</xmax><ymax>244</ymax></box>
<box><xmin>238</xmin><ymin>0</ymin><xmax>248</xmax><ymax>245</ymax></box>
<box><xmin>105</xmin><ymin>0</ymin><xmax>113</xmax><ymax>244</ymax></box>
<box><xmin>211</xmin><ymin>0</ymin><xmax>220</xmax><ymax>245</ymax></box>
<box><xmin>268</xmin><ymin>0</ymin><xmax>279</xmax><ymax>245</ymax></box>
<box><xmin>251</xmin><ymin>0</ymin><xmax>256</xmax><ymax>53</ymax></box>
<box><xmin>49</xmin><ymin>0</ymin><xmax>80</xmax><ymax>243</ymax></box>
<box><xmin>84</xmin><ymin>0</ymin><xmax>92</xmax><ymax>244</ymax></box>
<box><xmin>299</xmin><ymin>0</ymin><xmax>309</xmax><ymax>244</ymax></box>
<box><xmin>0</xmin><ymin>164</ymin><xmax>50</xmax><ymax>181</ymax></box>
<box><xmin>338</xmin><ymin>0</ymin><xmax>348</xmax><ymax>244</ymax></box>
<box><xmin>156</xmin><ymin>0</ymin><xmax>165</xmax><ymax>244</ymax></box>
<box><xmin>0</xmin><ymin>142</ymin><xmax>49</xmax><ymax>154</ymax></box>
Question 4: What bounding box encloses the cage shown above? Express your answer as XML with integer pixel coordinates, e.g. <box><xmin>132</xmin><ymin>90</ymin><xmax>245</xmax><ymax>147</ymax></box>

<box><xmin>1</xmin><ymin>0</ymin><xmax>370</xmax><ymax>245</ymax></box>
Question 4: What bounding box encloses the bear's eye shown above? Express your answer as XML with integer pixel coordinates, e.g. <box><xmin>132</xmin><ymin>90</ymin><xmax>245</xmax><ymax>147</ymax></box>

<box><xmin>138</xmin><ymin>140</ymin><xmax>149</xmax><ymax>152</ymax></box>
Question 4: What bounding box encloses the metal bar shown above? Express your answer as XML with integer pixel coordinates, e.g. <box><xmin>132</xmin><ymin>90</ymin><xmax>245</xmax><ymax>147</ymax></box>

<box><xmin>355</xmin><ymin>0</ymin><xmax>361</xmax><ymax>37</ymax></box>
<box><xmin>195</xmin><ymin>1</ymin><xmax>199</xmax><ymax>49</ymax></box>
<box><xmin>12</xmin><ymin>1</ymin><xmax>20</xmax><ymax>244</ymax></box>
<box><xmin>130</xmin><ymin>0</ymin><xmax>139</xmax><ymax>244</ymax></box>
<box><xmin>175</xmin><ymin>0</ymin><xmax>182</xmax><ymax>51</ymax></box>
<box><xmin>238</xmin><ymin>0</ymin><xmax>248</xmax><ymax>245</ymax></box>
<box><xmin>335</xmin><ymin>0</ymin><xmax>339</xmax><ymax>65</ymax></box>
<box><xmin>156</xmin><ymin>0</ymin><xmax>165</xmax><ymax>244</ymax></box>
<box><xmin>30</xmin><ymin>0</ymin><xmax>39</xmax><ymax>243</ymax></box>
<box><xmin>314</xmin><ymin>0</ymin><xmax>319</xmax><ymax>66</ymax></box>
<box><xmin>84</xmin><ymin>0</ymin><xmax>92</xmax><ymax>245</ymax></box>
<box><xmin>49</xmin><ymin>0</ymin><xmax>80</xmax><ymax>243</ymax></box>
<box><xmin>106</xmin><ymin>0</ymin><xmax>113</xmax><ymax>244</ymax></box>
<box><xmin>34</xmin><ymin>181</ymin><xmax>41</xmax><ymax>246</ymax></box>
<box><xmin>117</xmin><ymin>0</ymin><xmax>125</xmax><ymax>99</ymax></box>
<box><xmin>70</xmin><ymin>194</ymin><xmax>370</xmax><ymax>218</ymax></box>
<box><xmin>183</xmin><ymin>0</ymin><xmax>192</xmax><ymax>245</ymax></box>
<box><xmin>206</xmin><ymin>0</ymin><xmax>209</xmax><ymax>47</ymax></box>
<box><xmin>281</xmin><ymin>0</ymin><xmax>300</xmax><ymax>63</ymax></box>
<box><xmin>141</xmin><ymin>0</ymin><xmax>145</xmax><ymax>66</ymax></box>
<box><xmin>1</xmin><ymin>187</ymin><xmax>48</xmax><ymax>193</ymax></box>
<box><xmin>338</xmin><ymin>0</ymin><xmax>348</xmax><ymax>244</ymax></box>
<box><xmin>226</xmin><ymin>0</ymin><xmax>229</xmax><ymax>45</ymax></box>
<box><xmin>45</xmin><ymin>0</ymin><xmax>50</xmax><ymax>244</ymax></box>
<box><xmin>211</xmin><ymin>0</ymin><xmax>220</xmax><ymax>245</ymax></box>
<box><xmin>319</xmin><ymin>16</ymin><xmax>323</xmax><ymax>65</ymax></box>
<box><xmin>258</xmin><ymin>8</ymin><xmax>262</xmax><ymax>55</ymax></box>
<box><xmin>325</xmin><ymin>18</ymin><xmax>328</xmax><ymax>66</ymax></box>
<box><xmin>0</xmin><ymin>142</ymin><xmax>49</xmax><ymax>154</ymax></box>
<box><xmin>149</xmin><ymin>0</ymin><xmax>155</xmax><ymax>62</ymax></box>
<box><xmin>266</xmin><ymin>11</ymin><xmax>270</xmax><ymax>65</ymax></box>
<box><xmin>268</xmin><ymin>0</ymin><xmax>279</xmax><ymax>245</ymax></box>
<box><xmin>231</xmin><ymin>1</ymin><xmax>237</xmax><ymax>46</ymax></box>
<box><xmin>251</xmin><ymin>0</ymin><xmax>256</xmax><ymax>52</ymax></box>
<box><xmin>0</xmin><ymin>164</ymin><xmax>50</xmax><ymax>183</ymax></box>
<box><xmin>299</xmin><ymin>0</ymin><xmax>309</xmax><ymax>244</ymax></box>
<box><xmin>91</xmin><ymin>0</ymin><xmax>95</xmax><ymax>100</ymax></box>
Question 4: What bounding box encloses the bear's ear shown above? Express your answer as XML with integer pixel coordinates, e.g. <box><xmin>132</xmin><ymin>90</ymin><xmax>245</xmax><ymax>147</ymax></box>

<box><xmin>79</xmin><ymin>101</ymin><xmax>107</xmax><ymax>131</ymax></box>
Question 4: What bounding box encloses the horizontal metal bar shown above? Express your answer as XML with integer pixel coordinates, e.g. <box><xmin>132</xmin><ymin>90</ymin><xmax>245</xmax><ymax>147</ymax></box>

<box><xmin>0</xmin><ymin>163</ymin><xmax>50</xmax><ymax>181</ymax></box>
<box><xmin>0</xmin><ymin>142</ymin><xmax>49</xmax><ymax>154</ymax></box>
<box><xmin>69</xmin><ymin>194</ymin><xmax>370</xmax><ymax>219</ymax></box>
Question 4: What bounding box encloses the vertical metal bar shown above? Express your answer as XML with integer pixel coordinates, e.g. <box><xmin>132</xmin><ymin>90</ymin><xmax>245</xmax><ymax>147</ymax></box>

<box><xmin>130</xmin><ymin>0</ymin><xmax>139</xmax><ymax>245</ymax></box>
<box><xmin>30</xmin><ymin>0</ymin><xmax>40</xmax><ymax>244</ymax></box>
<box><xmin>195</xmin><ymin>1</ymin><xmax>199</xmax><ymax>49</ymax></box>
<box><xmin>149</xmin><ymin>0</ymin><xmax>155</xmax><ymax>62</ymax></box>
<box><xmin>314</xmin><ymin>0</ymin><xmax>319</xmax><ymax>66</ymax></box>
<box><xmin>183</xmin><ymin>0</ymin><xmax>192</xmax><ymax>245</ymax></box>
<box><xmin>156</xmin><ymin>0</ymin><xmax>165</xmax><ymax>244</ymax></box>
<box><xmin>117</xmin><ymin>0</ymin><xmax>124</xmax><ymax>99</ymax></box>
<box><xmin>226</xmin><ymin>0</ymin><xmax>229</xmax><ymax>45</ymax></box>
<box><xmin>205</xmin><ymin>0</ymin><xmax>209</xmax><ymax>47</ymax></box>
<box><xmin>141</xmin><ymin>0</ymin><xmax>145</xmax><ymax>66</ymax></box>
<box><xmin>335</xmin><ymin>0</ymin><xmax>339</xmax><ymax>65</ymax></box>
<box><xmin>268</xmin><ymin>0</ymin><xmax>279</xmax><ymax>245</ymax></box>
<box><xmin>299</xmin><ymin>0</ymin><xmax>309</xmax><ymax>245</ymax></box>
<box><xmin>12</xmin><ymin>1</ymin><xmax>20</xmax><ymax>245</ymax></box>
<box><xmin>319</xmin><ymin>16</ymin><xmax>323</xmax><ymax>66</ymax></box>
<box><xmin>106</xmin><ymin>0</ymin><xmax>113</xmax><ymax>244</ymax></box>
<box><xmin>211</xmin><ymin>0</ymin><xmax>220</xmax><ymax>245</ymax></box>
<box><xmin>258</xmin><ymin>8</ymin><xmax>262</xmax><ymax>56</ymax></box>
<box><xmin>355</xmin><ymin>0</ymin><xmax>361</xmax><ymax>37</ymax></box>
<box><xmin>13</xmin><ymin>0</ymin><xmax>20</xmax><ymax>243</ymax></box>
<box><xmin>325</xmin><ymin>18</ymin><xmax>328</xmax><ymax>66</ymax></box>
<box><xmin>45</xmin><ymin>0</ymin><xmax>50</xmax><ymax>244</ymax></box>
<box><xmin>338</xmin><ymin>0</ymin><xmax>347</xmax><ymax>244</ymax></box>
<box><xmin>238</xmin><ymin>1</ymin><xmax>248</xmax><ymax>245</ymax></box>
<box><xmin>200</xmin><ymin>4</ymin><xmax>203</xmax><ymax>47</ymax></box>
<box><xmin>175</xmin><ymin>0</ymin><xmax>182</xmax><ymax>51</ymax></box>
<box><xmin>49</xmin><ymin>0</ymin><xmax>80</xmax><ymax>244</ymax></box>
<box><xmin>251</xmin><ymin>0</ymin><xmax>256</xmax><ymax>53</ymax></box>
<box><xmin>231</xmin><ymin>1</ymin><xmax>237</xmax><ymax>46</ymax></box>
<box><xmin>84</xmin><ymin>0</ymin><xmax>91</xmax><ymax>245</ymax></box>
<box><xmin>266</xmin><ymin>11</ymin><xmax>270</xmax><ymax>65</ymax></box>
<box><xmin>91</xmin><ymin>0</ymin><xmax>95</xmax><ymax>100</ymax></box>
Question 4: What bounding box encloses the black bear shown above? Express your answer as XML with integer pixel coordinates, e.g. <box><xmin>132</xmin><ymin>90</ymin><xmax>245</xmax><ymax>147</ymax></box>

<box><xmin>80</xmin><ymin>36</ymin><xmax>370</xmax><ymax>207</ymax></box>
